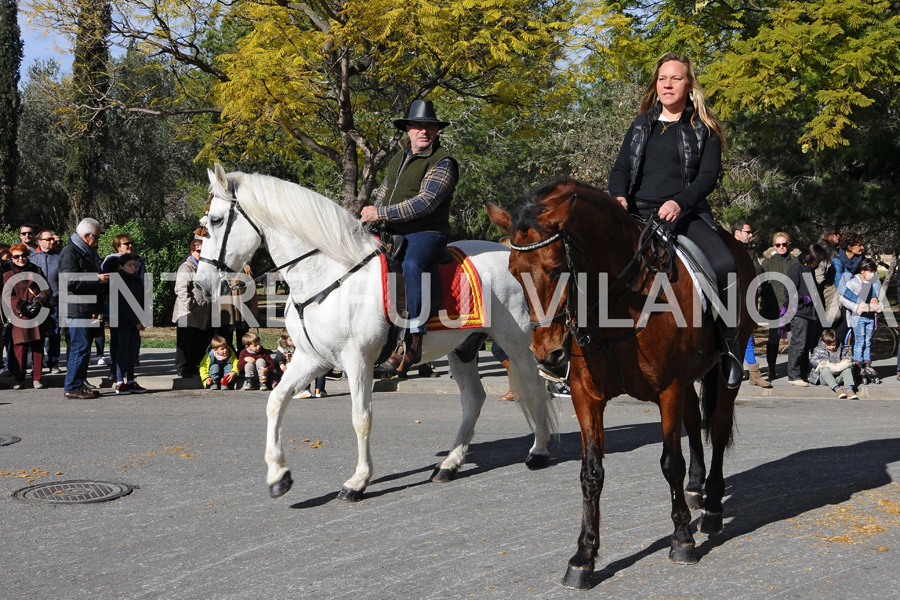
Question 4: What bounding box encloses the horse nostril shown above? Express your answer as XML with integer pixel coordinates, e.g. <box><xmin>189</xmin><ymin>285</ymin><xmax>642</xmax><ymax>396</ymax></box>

<box><xmin>546</xmin><ymin>349</ymin><xmax>566</xmax><ymax>369</ymax></box>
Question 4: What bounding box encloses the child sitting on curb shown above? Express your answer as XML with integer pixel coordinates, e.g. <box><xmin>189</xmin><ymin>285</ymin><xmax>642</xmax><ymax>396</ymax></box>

<box><xmin>200</xmin><ymin>335</ymin><xmax>239</xmax><ymax>390</ymax></box>
<box><xmin>809</xmin><ymin>328</ymin><xmax>858</xmax><ymax>399</ymax></box>
<box><xmin>238</xmin><ymin>331</ymin><xmax>274</xmax><ymax>390</ymax></box>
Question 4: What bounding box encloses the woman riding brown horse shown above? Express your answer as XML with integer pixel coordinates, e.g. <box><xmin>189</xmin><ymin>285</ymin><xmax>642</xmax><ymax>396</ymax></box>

<box><xmin>487</xmin><ymin>176</ymin><xmax>756</xmax><ymax>589</ymax></box>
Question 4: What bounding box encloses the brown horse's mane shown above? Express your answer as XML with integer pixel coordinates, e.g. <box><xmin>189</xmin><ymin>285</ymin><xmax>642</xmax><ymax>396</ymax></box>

<box><xmin>509</xmin><ymin>176</ymin><xmax>618</xmax><ymax>236</ymax></box>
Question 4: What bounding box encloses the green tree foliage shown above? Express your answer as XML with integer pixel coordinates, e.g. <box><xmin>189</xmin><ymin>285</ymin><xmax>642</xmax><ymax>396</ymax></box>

<box><xmin>62</xmin><ymin>0</ymin><xmax>111</xmax><ymax>222</ymax></box>
<box><xmin>0</xmin><ymin>0</ymin><xmax>23</xmax><ymax>225</ymax></box>
<box><xmin>16</xmin><ymin>52</ymin><xmax>207</xmax><ymax>231</ymax></box>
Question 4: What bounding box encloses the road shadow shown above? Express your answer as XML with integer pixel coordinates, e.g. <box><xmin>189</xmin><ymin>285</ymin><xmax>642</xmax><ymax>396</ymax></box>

<box><xmin>696</xmin><ymin>437</ymin><xmax>900</xmax><ymax>557</ymax></box>
<box><xmin>589</xmin><ymin>437</ymin><xmax>900</xmax><ymax>586</ymax></box>
<box><xmin>353</xmin><ymin>422</ymin><xmax>663</xmax><ymax>502</ymax></box>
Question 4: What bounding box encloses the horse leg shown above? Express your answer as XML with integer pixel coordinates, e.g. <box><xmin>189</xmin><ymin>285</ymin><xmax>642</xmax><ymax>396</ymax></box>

<box><xmin>433</xmin><ymin>351</ymin><xmax>486</xmax><ymax>482</ymax></box>
<box><xmin>699</xmin><ymin>376</ymin><xmax>736</xmax><ymax>534</ymax></box>
<box><xmin>561</xmin><ymin>394</ymin><xmax>605</xmax><ymax>590</ymax></box>
<box><xmin>337</xmin><ymin>357</ymin><xmax>376</xmax><ymax>501</ymax></box>
<box><xmin>506</xmin><ymin>346</ymin><xmax>555</xmax><ymax>469</ymax></box>
<box><xmin>659</xmin><ymin>385</ymin><xmax>698</xmax><ymax>565</ymax></box>
<box><xmin>265</xmin><ymin>361</ymin><xmax>318</xmax><ymax>498</ymax></box>
<box><xmin>682</xmin><ymin>384</ymin><xmax>706</xmax><ymax>511</ymax></box>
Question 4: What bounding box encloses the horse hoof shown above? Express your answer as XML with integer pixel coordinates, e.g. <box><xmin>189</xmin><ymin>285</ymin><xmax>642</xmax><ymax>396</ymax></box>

<box><xmin>699</xmin><ymin>510</ymin><xmax>724</xmax><ymax>534</ymax></box>
<box><xmin>269</xmin><ymin>471</ymin><xmax>293</xmax><ymax>498</ymax></box>
<box><xmin>525</xmin><ymin>452</ymin><xmax>550</xmax><ymax>470</ymax></box>
<box><xmin>685</xmin><ymin>490</ymin><xmax>703</xmax><ymax>510</ymax></box>
<box><xmin>560</xmin><ymin>566</ymin><xmax>594</xmax><ymax>590</ymax></box>
<box><xmin>668</xmin><ymin>542</ymin><xmax>698</xmax><ymax>564</ymax></box>
<box><xmin>432</xmin><ymin>468</ymin><xmax>457</xmax><ymax>483</ymax></box>
<box><xmin>336</xmin><ymin>486</ymin><xmax>365</xmax><ymax>502</ymax></box>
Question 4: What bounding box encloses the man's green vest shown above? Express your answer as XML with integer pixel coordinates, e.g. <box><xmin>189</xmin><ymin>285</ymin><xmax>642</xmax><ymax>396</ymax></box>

<box><xmin>382</xmin><ymin>143</ymin><xmax>456</xmax><ymax>236</ymax></box>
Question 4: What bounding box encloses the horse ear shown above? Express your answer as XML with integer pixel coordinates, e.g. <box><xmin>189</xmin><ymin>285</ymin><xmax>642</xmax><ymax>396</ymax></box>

<box><xmin>543</xmin><ymin>196</ymin><xmax>575</xmax><ymax>229</ymax></box>
<box><xmin>213</xmin><ymin>163</ymin><xmax>230</xmax><ymax>194</ymax></box>
<box><xmin>485</xmin><ymin>202</ymin><xmax>511</xmax><ymax>233</ymax></box>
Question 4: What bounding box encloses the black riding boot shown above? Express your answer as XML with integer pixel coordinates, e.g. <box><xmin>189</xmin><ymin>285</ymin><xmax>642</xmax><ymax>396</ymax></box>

<box><xmin>716</xmin><ymin>280</ymin><xmax>743</xmax><ymax>390</ymax></box>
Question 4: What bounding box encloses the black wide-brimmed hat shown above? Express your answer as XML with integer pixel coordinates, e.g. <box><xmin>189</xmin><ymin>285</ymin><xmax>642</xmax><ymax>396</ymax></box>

<box><xmin>393</xmin><ymin>100</ymin><xmax>451</xmax><ymax>130</ymax></box>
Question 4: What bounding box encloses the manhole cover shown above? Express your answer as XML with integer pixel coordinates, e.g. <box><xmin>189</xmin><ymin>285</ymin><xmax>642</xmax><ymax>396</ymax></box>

<box><xmin>0</xmin><ymin>436</ymin><xmax>21</xmax><ymax>447</ymax></box>
<box><xmin>12</xmin><ymin>480</ymin><xmax>135</xmax><ymax>504</ymax></box>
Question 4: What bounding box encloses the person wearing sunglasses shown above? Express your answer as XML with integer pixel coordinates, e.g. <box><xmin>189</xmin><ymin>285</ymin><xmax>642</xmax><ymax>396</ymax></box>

<box><xmin>30</xmin><ymin>230</ymin><xmax>63</xmax><ymax>374</ymax></box>
<box><xmin>2</xmin><ymin>243</ymin><xmax>51</xmax><ymax>389</ymax></box>
<box><xmin>760</xmin><ymin>232</ymin><xmax>799</xmax><ymax>381</ymax></box>
<box><xmin>18</xmin><ymin>223</ymin><xmax>39</xmax><ymax>253</ymax></box>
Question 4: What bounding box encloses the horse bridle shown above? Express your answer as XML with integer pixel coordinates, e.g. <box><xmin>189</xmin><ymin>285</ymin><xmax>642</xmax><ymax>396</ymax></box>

<box><xmin>509</xmin><ymin>206</ymin><xmax>675</xmax><ymax>391</ymax></box>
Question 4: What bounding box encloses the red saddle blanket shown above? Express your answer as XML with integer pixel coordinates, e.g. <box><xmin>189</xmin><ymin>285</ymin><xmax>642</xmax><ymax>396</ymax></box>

<box><xmin>380</xmin><ymin>245</ymin><xmax>486</xmax><ymax>332</ymax></box>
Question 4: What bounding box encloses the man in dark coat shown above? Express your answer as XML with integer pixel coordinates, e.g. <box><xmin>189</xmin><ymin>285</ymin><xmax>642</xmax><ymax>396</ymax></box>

<box><xmin>58</xmin><ymin>218</ymin><xmax>109</xmax><ymax>399</ymax></box>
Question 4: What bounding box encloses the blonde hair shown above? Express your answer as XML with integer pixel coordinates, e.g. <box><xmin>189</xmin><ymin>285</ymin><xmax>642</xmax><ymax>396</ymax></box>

<box><xmin>210</xmin><ymin>335</ymin><xmax>229</xmax><ymax>350</ymax></box>
<box><xmin>773</xmin><ymin>231</ymin><xmax>791</xmax><ymax>245</ymax></box>
<box><xmin>242</xmin><ymin>331</ymin><xmax>261</xmax><ymax>347</ymax></box>
<box><xmin>640</xmin><ymin>52</ymin><xmax>727</xmax><ymax>150</ymax></box>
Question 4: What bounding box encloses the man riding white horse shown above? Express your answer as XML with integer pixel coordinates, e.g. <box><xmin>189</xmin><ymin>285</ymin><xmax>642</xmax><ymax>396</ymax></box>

<box><xmin>360</xmin><ymin>100</ymin><xmax>460</xmax><ymax>373</ymax></box>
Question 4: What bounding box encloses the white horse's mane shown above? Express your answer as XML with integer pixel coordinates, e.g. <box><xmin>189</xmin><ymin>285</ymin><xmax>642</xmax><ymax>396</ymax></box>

<box><xmin>225</xmin><ymin>171</ymin><xmax>379</xmax><ymax>267</ymax></box>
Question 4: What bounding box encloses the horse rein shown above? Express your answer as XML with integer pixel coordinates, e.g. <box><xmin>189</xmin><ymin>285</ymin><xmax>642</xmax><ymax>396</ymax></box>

<box><xmin>509</xmin><ymin>202</ymin><xmax>676</xmax><ymax>392</ymax></box>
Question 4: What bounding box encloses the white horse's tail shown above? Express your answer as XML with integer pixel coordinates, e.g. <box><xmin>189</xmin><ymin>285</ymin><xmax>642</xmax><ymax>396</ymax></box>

<box><xmin>509</xmin><ymin>359</ymin><xmax>560</xmax><ymax>441</ymax></box>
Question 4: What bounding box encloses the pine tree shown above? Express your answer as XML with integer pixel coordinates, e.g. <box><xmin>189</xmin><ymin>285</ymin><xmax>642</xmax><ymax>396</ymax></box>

<box><xmin>0</xmin><ymin>0</ymin><xmax>23</xmax><ymax>226</ymax></box>
<box><xmin>62</xmin><ymin>0</ymin><xmax>110</xmax><ymax>222</ymax></box>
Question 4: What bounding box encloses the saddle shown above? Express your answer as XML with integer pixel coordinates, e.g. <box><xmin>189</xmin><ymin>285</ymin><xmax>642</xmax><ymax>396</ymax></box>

<box><xmin>374</xmin><ymin>239</ymin><xmax>487</xmax><ymax>367</ymax></box>
<box><xmin>647</xmin><ymin>219</ymin><xmax>744</xmax><ymax>389</ymax></box>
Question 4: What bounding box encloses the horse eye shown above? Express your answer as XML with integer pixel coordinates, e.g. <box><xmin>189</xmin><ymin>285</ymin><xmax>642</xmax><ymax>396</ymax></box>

<box><xmin>209</xmin><ymin>215</ymin><xmax>224</xmax><ymax>227</ymax></box>
<box><xmin>550</xmin><ymin>265</ymin><xmax>564</xmax><ymax>280</ymax></box>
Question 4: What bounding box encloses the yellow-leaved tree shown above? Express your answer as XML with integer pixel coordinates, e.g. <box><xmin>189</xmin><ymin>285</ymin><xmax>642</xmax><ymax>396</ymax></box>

<box><xmin>26</xmin><ymin>0</ymin><xmax>616</xmax><ymax>213</ymax></box>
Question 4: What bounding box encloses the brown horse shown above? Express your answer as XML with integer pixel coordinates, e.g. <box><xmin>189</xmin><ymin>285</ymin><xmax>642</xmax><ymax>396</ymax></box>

<box><xmin>486</xmin><ymin>177</ymin><xmax>756</xmax><ymax>590</ymax></box>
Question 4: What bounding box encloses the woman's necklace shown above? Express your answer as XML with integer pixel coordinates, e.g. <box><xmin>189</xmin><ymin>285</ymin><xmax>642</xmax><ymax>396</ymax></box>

<box><xmin>660</xmin><ymin>119</ymin><xmax>676</xmax><ymax>134</ymax></box>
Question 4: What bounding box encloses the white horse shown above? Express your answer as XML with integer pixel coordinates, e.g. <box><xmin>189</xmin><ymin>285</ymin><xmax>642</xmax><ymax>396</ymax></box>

<box><xmin>193</xmin><ymin>164</ymin><xmax>558</xmax><ymax>501</ymax></box>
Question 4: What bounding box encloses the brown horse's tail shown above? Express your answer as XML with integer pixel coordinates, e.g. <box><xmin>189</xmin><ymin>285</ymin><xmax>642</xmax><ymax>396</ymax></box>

<box><xmin>699</xmin><ymin>368</ymin><xmax>735</xmax><ymax>447</ymax></box>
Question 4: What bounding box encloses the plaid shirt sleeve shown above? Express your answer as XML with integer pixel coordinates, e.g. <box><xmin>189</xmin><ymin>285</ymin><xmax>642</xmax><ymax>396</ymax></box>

<box><xmin>376</xmin><ymin>158</ymin><xmax>459</xmax><ymax>223</ymax></box>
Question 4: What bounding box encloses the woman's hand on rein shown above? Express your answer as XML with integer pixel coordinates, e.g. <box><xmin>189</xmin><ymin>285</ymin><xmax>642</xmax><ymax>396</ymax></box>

<box><xmin>658</xmin><ymin>200</ymin><xmax>681</xmax><ymax>222</ymax></box>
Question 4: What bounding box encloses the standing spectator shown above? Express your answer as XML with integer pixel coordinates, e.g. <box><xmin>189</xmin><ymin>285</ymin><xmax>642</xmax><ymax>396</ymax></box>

<box><xmin>839</xmin><ymin>257</ymin><xmax>883</xmax><ymax>382</ymax></box>
<box><xmin>759</xmin><ymin>232</ymin><xmax>799</xmax><ymax>380</ymax></box>
<box><xmin>31</xmin><ymin>230</ymin><xmax>62</xmax><ymax>373</ymax></box>
<box><xmin>18</xmin><ymin>223</ymin><xmax>39</xmax><ymax>254</ymax></box>
<box><xmin>816</xmin><ymin>227</ymin><xmax>842</xmax><ymax>329</ymax></box>
<box><xmin>785</xmin><ymin>244</ymin><xmax>826</xmax><ymax>386</ymax></box>
<box><xmin>732</xmin><ymin>221</ymin><xmax>770</xmax><ymax>388</ymax></box>
<box><xmin>101</xmin><ymin>234</ymin><xmax>148</xmax><ymax>381</ymax></box>
<box><xmin>0</xmin><ymin>244</ymin><xmax>12</xmax><ymax>377</ymax></box>
<box><xmin>58</xmin><ymin>218</ymin><xmax>108</xmax><ymax>399</ymax></box>
<box><xmin>172</xmin><ymin>238</ymin><xmax>211</xmax><ymax>378</ymax></box>
<box><xmin>832</xmin><ymin>233</ymin><xmax>867</xmax><ymax>345</ymax></box>
<box><xmin>110</xmin><ymin>253</ymin><xmax>148</xmax><ymax>394</ymax></box>
<box><xmin>2</xmin><ymin>243</ymin><xmax>51</xmax><ymax>389</ymax></box>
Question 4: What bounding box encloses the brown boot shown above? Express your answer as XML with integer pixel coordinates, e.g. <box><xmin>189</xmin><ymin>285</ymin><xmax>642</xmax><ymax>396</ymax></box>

<box><xmin>747</xmin><ymin>363</ymin><xmax>772</xmax><ymax>388</ymax></box>
<box><xmin>397</xmin><ymin>333</ymin><xmax>423</xmax><ymax>373</ymax></box>
<box><xmin>498</xmin><ymin>358</ymin><xmax>517</xmax><ymax>401</ymax></box>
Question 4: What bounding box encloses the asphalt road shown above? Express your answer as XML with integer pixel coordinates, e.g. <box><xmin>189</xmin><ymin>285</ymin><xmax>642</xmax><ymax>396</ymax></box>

<box><xmin>1</xmin><ymin>352</ymin><xmax>899</xmax><ymax>600</ymax></box>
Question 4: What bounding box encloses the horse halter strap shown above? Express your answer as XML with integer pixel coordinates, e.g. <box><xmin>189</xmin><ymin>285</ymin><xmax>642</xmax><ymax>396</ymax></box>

<box><xmin>509</xmin><ymin>227</ymin><xmax>583</xmax><ymax>331</ymax></box>
<box><xmin>200</xmin><ymin>190</ymin><xmax>266</xmax><ymax>274</ymax></box>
